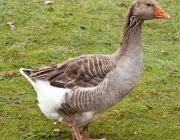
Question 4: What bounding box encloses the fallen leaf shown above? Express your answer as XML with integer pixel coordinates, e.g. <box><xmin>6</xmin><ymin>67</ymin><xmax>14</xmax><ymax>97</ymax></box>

<box><xmin>116</xmin><ymin>15</ymin><xmax>120</xmax><ymax>19</ymax></box>
<box><xmin>14</xmin><ymin>100</ymin><xmax>20</xmax><ymax>104</ymax></box>
<box><xmin>45</xmin><ymin>1</ymin><xmax>55</xmax><ymax>5</ymax></box>
<box><xmin>53</xmin><ymin>121</ymin><xmax>57</xmax><ymax>125</ymax></box>
<box><xmin>80</xmin><ymin>26</ymin><xmax>86</xmax><ymax>30</ymax></box>
<box><xmin>20</xmin><ymin>126</ymin><xmax>27</xmax><ymax>131</ymax></box>
<box><xmin>170</xmin><ymin>70</ymin><xmax>180</xmax><ymax>77</ymax></box>
<box><xmin>161</xmin><ymin>50</ymin><xmax>169</xmax><ymax>54</ymax></box>
<box><xmin>162</xmin><ymin>115</ymin><xmax>167</xmax><ymax>118</ymax></box>
<box><xmin>64</xmin><ymin>12</ymin><xmax>74</xmax><ymax>16</ymax></box>
<box><xmin>170</xmin><ymin>70</ymin><xmax>178</xmax><ymax>74</ymax></box>
<box><xmin>53</xmin><ymin>128</ymin><xmax>60</xmax><ymax>133</ymax></box>
<box><xmin>7</xmin><ymin>22</ymin><xmax>15</xmax><ymax>29</ymax></box>
<box><xmin>145</xmin><ymin>104</ymin><xmax>153</xmax><ymax>110</ymax></box>
<box><xmin>173</xmin><ymin>36</ymin><xmax>180</xmax><ymax>41</ymax></box>
<box><xmin>104</xmin><ymin>42</ymin><xmax>112</xmax><ymax>46</ymax></box>
<box><xmin>175</xmin><ymin>124</ymin><xmax>180</xmax><ymax>129</ymax></box>
<box><xmin>7</xmin><ymin>70</ymin><xmax>17</xmax><ymax>76</ymax></box>
<box><xmin>0</xmin><ymin>94</ymin><xmax>2</xmax><ymax>98</ymax></box>
<box><xmin>115</xmin><ymin>110</ymin><xmax>121</xmax><ymax>119</ymax></box>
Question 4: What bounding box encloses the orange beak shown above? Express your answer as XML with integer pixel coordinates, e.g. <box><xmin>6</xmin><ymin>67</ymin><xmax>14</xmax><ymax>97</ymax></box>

<box><xmin>155</xmin><ymin>6</ymin><xmax>170</xmax><ymax>19</ymax></box>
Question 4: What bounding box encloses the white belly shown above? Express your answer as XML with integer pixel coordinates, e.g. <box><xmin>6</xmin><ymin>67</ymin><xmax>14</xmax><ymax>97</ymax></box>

<box><xmin>19</xmin><ymin>68</ymin><xmax>102</xmax><ymax>128</ymax></box>
<box><xmin>34</xmin><ymin>80</ymin><xmax>101</xmax><ymax>127</ymax></box>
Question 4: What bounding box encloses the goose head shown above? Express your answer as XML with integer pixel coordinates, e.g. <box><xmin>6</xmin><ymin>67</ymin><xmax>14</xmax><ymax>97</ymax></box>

<box><xmin>132</xmin><ymin>0</ymin><xmax>170</xmax><ymax>20</ymax></box>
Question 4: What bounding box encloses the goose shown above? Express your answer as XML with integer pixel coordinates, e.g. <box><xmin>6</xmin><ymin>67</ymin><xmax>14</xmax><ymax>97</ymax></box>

<box><xmin>20</xmin><ymin>0</ymin><xmax>169</xmax><ymax>139</ymax></box>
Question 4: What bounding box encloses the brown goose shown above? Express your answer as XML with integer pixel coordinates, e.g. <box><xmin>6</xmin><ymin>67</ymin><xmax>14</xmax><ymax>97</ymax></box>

<box><xmin>20</xmin><ymin>0</ymin><xmax>169</xmax><ymax>140</ymax></box>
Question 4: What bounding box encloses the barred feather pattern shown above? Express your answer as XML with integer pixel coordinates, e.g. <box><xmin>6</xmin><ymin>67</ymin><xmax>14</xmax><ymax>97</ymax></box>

<box><xmin>28</xmin><ymin>2</ymin><xmax>144</xmax><ymax>116</ymax></box>
<box><xmin>59</xmin><ymin>3</ymin><xmax>145</xmax><ymax>115</ymax></box>
<box><xmin>121</xmin><ymin>2</ymin><xmax>143</xmax><ymax>47</ymax></box>
<box><xmin>30</xmin><ymin>54</ymin><xmax>116</xmax><ymax>89</ymax></box>
<box><xmin>61</xmin><ymin>76</ymin><xmax>114</xmax><ymax>114</ymax></box>
<box><xmin>122</xmin><ymin>16</ymin><xmax>143</xmax><ymax>44</ymax></box>
<box><xmin>19</xmin><ymin>0</ymin><xmax>168</xmax><ymax>131</ymax></box>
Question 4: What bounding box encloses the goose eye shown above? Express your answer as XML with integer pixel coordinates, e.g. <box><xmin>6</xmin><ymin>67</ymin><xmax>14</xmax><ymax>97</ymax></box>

<box><xmin>146</xmin><ymin>4</ymin><xmax>151</xmax><ymax>6</ymax></box>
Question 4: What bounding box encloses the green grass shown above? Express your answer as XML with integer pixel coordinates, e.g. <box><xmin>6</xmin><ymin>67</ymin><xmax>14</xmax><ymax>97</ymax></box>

<box><xmin>0</xmin><ymin>0</ymin><xmax>180</xmax><ymax>139</ymax></box>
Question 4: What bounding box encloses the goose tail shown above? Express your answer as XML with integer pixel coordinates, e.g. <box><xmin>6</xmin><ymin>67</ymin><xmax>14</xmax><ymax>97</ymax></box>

<box><xmin>19</xmin><ymin>68</ymin><xmax>36</xmax><ymax>87</ymax></box>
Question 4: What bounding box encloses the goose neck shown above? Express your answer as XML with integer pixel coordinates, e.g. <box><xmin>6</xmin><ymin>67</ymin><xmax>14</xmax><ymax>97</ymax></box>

<box><xmin>122</xmin><ymin>16</ymin><xmax>143</xmax><ymax>47</ymax></box>
<box><xmin>113</xmin><ymin>14</ymin><xmax>144</xmax><ymax>60</ymax></box>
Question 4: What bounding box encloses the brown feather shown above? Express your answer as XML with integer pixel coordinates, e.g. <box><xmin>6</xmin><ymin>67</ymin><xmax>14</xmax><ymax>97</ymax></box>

<box><xmin>30</xmin><ymin>55</ymin><xmax>116</xmax><ymax>89</ymax></box>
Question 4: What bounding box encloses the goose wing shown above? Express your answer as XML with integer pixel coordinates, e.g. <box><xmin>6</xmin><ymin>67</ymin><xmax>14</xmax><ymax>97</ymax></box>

<box><xmin>30</xmin><ymin>55</ymin><xmax>116</xmax><ymax>89</ymax></box>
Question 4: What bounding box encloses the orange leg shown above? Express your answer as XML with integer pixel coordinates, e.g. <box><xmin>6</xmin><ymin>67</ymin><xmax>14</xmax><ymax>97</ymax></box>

<box><xmin>56</xmin><ymin>109</ymin><xmax>106</xmax><ymax>140</ymax></box>
<box><xmin>56</xmin><ymin>109</ymin><xmax>82</xmax><ymax>140</ymax></box>
<box><xmin>82</xmin><ymin>126</ymin><xmax>89</xmax><ymax>140</ymax></box>
<box><xmin>82</xmin><ymin>126</ymin><xmax>106</xmax><ymax>140</ymax></box>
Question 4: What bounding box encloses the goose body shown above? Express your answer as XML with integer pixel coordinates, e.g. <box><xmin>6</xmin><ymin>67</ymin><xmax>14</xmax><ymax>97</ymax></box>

<box><xmin>20</xmin><ymin>52</ymin><xmax>142</xmax><ymax>128</ymax></box>
<box><xmin>20</xmin><ymin>0</ymin><xmax>169</xmax><ymax>139</ymax></box>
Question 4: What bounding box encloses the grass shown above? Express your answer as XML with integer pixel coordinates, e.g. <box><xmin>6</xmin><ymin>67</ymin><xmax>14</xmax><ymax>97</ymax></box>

<box><xmin>0</xmin><ymin>0</ymin><xmax>180</xmax><ymax>139</ymax></box>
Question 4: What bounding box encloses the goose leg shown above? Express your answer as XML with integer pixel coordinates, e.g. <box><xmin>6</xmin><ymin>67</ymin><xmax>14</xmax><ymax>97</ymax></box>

<box><xmin>82</xmin><ymin>126</ymin><xmax>106</xmax><ymax>140</ymax></box>
<box><xmin>56</xmin><ymin>109</ymin><xmax>82</xmax><ymax>140</ymax></box>
<box><xmin>82</xmin><ymin>126</ymin><xmax>89</xmax><ymax>140</ymax></box>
